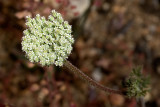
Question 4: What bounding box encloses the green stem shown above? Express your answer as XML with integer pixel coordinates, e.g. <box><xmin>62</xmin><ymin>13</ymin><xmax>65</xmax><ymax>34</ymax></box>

<box><xmin>64</xmin><ymin>60</ymin><xmax>123</xmax><ymax>95</ymax></box>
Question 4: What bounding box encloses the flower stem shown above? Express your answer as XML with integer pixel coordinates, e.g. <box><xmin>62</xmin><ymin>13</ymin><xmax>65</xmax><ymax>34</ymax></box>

<box><xmin>64</xmin><ymin>60</ymin><xmax>123</xmax><ymax>95</ymax></box>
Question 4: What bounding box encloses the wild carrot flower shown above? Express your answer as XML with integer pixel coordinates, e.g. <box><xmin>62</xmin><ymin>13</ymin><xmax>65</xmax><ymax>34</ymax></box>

<box><xmin>22</xmin><ymin>10</ymin><xmax>74</xmax><ymax>66</ymax></box>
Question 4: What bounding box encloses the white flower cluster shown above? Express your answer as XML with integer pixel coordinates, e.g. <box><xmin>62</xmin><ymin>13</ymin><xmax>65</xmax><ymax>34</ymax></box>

<box><xmin>22</xmin><ymin>10</ymin><xmax>74</xmax><ymax>66</ymax></box>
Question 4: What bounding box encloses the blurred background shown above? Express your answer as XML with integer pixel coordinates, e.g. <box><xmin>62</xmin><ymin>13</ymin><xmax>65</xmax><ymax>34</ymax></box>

<box><xmin>0</xmin><ymin>0</ymin><xmax>160</xmax><ymax>107</ymax></box>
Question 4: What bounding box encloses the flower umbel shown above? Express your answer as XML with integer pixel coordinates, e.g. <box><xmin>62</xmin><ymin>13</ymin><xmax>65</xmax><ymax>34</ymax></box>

<box><xmin>22</xmin><ymin>10</ymin><xmax>74</xmax><ymax>66</ymax></box>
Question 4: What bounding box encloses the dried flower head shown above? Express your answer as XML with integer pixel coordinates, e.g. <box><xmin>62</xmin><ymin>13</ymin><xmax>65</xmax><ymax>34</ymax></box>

<box><xmin>22</xmin><ymin>10</ymin><xmax>74</xmax><ymax>66</ymax></box>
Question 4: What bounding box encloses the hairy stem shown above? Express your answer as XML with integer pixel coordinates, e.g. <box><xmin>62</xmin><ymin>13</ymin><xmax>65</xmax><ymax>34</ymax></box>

<box><xmin>137</xmin><ymin>97</ymin><xmax>145</xmax><ymax>107</ymax></box>
<box><xmin>64</xmin><ymin>60</ymin><xmax>123</xmax><ymax>95</ymax></box>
